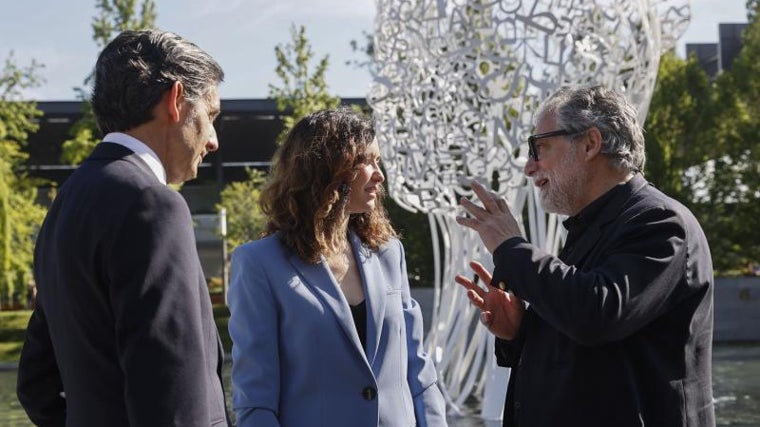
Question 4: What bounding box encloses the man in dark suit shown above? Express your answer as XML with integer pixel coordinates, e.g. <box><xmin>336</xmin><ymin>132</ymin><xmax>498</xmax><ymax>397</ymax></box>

<box><xmin>17</xmin><ymin>29</ymin><xmax>229</xmax><ymax>427</ymax></box>
<box><xmin>456</xmin><ymin>86</ymin><xmax>715</xmax><ymax>426</ymax></box>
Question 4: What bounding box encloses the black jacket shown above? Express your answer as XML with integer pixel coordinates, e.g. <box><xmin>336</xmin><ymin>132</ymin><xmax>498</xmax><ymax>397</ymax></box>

<box><xmin>17</xmin><ymin>142</ymin><xmax>229</xmax><ymax>427</ymax></box>
<box><xmin>493</xmin><ymin>174</ymin><xmax>715</xmax><ymax>427</ymax></box>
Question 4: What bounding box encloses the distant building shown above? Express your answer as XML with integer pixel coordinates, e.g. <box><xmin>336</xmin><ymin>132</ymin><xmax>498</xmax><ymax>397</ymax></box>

<box><xmin>685</xmin><ymin>43</ymin><xmax>719</xmax><ymax>78</ymax></box>
<box><xmin>685</xmin><ymin>22</ymin><xmax>748</xmax><ymax>79</ymax></box>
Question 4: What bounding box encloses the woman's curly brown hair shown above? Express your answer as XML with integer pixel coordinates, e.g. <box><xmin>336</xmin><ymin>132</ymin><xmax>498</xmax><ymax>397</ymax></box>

<box><xmin>259</xmin><ymin>108</ymin><xmax>397</xmax><ymax>263</ymax></box>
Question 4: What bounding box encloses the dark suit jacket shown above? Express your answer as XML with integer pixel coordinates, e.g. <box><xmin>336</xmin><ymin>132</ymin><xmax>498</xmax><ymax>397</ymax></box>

<box><xmin>492</xmin><ymin>174</ymin><xmax>715</xmax><ymax>427</ymax></box>
<box><xmin>17</xmin><ymin>142</ymin><xmax>229</xmax><ymax>427</ymax></box>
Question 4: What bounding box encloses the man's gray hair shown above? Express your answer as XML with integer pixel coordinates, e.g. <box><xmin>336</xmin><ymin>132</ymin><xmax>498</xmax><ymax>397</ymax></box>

<box><xmin>537</xmin><ymin>85</ymin><xmax>645</xmax><ymax>173</ymax></box>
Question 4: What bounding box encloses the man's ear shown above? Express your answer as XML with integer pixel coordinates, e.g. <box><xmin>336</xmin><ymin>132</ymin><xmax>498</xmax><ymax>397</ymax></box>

<box><xmin>164</xmin><ymin>81</ymin><xmax>185</xmax><ymax>124</ymax></box>
<box><xmin>583</xmin><ymin>127</ymin><xmax>603</xmax><ymax>161</ymax></box>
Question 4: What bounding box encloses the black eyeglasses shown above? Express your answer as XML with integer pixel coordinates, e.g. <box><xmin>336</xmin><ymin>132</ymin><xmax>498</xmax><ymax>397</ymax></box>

<box><xmin>527</xmin><ymin>129</ymin><xmax>574</xmax><ymax>162</ymax></box>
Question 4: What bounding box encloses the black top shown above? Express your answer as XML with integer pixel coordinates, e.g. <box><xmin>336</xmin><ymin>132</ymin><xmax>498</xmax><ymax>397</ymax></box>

<box><xmin>560</xmin><ymin>179</ymin><xmax>624</xmax><ymax>259</ymax></box>
<box><xmin>350</xmin><ymin>300</ymin><xmax>367</xmax><ymax>350</ymax></box>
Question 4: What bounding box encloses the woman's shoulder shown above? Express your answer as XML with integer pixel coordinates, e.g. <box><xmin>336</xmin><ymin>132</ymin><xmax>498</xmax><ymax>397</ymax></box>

<box><xmin>373</xmin><ymin>236</ymin><xmax>405</xmax><ymax>261</ymax></box>
<box><xmin>233</xmin><ymin>234</ymin><xmax>285</xmax><ymax>258</ymax></box>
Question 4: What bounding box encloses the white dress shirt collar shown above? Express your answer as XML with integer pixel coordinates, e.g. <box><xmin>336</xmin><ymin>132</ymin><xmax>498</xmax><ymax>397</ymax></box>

<box><xmin>102</xmin><ymin>132</ymin><xmax>167</xmax><ymax>185</ymax></box>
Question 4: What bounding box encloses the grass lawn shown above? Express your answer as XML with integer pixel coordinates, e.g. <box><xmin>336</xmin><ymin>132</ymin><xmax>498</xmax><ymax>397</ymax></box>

<box><xmin>0</xmin><ymin>305</ymin><xmax>232</xmax><ymax>364</ymax></box>
<box><xmin>0</xmin><ymin>310</ymin><xmax>32</xmax><ymax>364</ymax></box>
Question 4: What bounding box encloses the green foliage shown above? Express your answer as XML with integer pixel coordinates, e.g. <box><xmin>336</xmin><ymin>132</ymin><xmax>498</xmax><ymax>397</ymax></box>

<box><xmin>0</xmin><ymin>54</ymin><xmax>47</xmax><ymax>309</ymax></box>
<box><xmin>269</xmin><ymin>24</ymin><xmax>341</xmax><ymax>144</ymax></box>
<box><xmin>384</xmin><ymin>199</ymin><xmax>434</xmax><ymax>287</ymax></box>
<box><xmin>0</xmin><ymin>309</ymin><xmax>31</xmax><ymax>362</ymax></box>
<box><xmin>62</xmin><ymin>0</ymin><xmax>157</xmax><ymax>165</ymax></box>
<box><xmin>217</xmin><ymin>168</ymin><xmax>267</xmax><ymax>252</ymax></box>
<box><xmin>748</xmin><ymin>0</ymin><xmax>758</xmax><ymax>22</ymax></box>
<box><xmin>92</xmin><ymin>0</ymin><xmax>157</xmax><ymax>49</ymax></box>
<box><xmin>61</xmin><ymin>102</ymin><xmax>98</xmax><ymax>164</ymax></box>
<box><xmin>645</xmin><ymin>6</ymin><xmax>760</xmax><ymax>274</ymax></box>
<box><xmin>644</xmin><ymin>51</ymin><xmax>715</xmax><ymax>199</ymax></box>
<box><xmin>692</xmin><ymin>9</ymin><xmax>760</xmax><ymax>273</ymax></box>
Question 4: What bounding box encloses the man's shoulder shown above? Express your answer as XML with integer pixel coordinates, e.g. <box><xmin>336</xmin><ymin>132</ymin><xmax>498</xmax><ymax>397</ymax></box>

<box><xmin>64</xmin><ymin>148</ymin><xmax>163</xmax><ymax>194</ymax></box>
<box><xmin>618</xmin><ymin>180</ymin><xmax>707</xmax><ymax>239</ymax></box>
<box><xmin>627</xmin><ymin>181</ymin><xmax>693</xmax><ymax>219</ymax></box>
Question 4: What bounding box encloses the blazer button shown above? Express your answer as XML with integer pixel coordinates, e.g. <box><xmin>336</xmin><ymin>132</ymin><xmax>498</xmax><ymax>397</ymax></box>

<box><xmin>362</xmin><ymin>386</ymin><xmax>377</xmax><ymax>401</ymax></box>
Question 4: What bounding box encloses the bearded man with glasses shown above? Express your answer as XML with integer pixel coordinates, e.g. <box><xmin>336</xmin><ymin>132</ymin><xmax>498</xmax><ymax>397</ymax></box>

<box><xmin>456</xmin><ymin>86</ymin><xmax>715</xmax><ymax>427</ymax></box>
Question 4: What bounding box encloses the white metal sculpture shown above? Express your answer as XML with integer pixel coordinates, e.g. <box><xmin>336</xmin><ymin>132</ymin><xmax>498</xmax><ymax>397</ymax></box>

<box><xmin>368</xmin><ymin>0</ymin><xmax>690</xmax><ymax>419</ymax></box>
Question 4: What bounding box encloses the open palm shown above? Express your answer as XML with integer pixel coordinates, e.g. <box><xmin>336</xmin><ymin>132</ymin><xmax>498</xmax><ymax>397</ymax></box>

<box><xmin>455</xmin><ymin>260</ymin><xmax>525</xmax><ymax>340</ymax></box>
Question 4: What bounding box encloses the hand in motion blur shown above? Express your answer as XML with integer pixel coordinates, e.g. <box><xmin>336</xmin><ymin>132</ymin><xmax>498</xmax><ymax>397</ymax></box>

<box><xmin>455</xmin><ymin>260</ymin><xmax>524</xmax><ymax>340</ymax></box>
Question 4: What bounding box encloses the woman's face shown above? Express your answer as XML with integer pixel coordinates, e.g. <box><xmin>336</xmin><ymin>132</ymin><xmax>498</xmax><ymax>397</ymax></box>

<box><xmin>347</xmin><ymin>139</ymin><xmax>384</xmax><ymax>214</ymax></box>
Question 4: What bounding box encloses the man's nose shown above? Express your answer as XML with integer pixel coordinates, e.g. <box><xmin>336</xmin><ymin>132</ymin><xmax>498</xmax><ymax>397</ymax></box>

<box><xmin>524</xmin><ymin>156</ymin><xmax>537</xmax><ymax>176</ymax></box>
<box><xmin>207</xmin><ymin>126</ymin><xmax>219</xmax><ymax>152</ymax></box>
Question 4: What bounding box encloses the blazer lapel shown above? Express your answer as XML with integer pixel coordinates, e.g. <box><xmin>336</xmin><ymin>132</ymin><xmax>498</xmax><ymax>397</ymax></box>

<box><xmin>349</xmin><ymin>232</ymin><xmax>385</xmax><ymax>365</ymax></box>
<box><xmin>288</xmin><ymin>252</ymin><xmax>368</xmax><ymax>362</ymax></box>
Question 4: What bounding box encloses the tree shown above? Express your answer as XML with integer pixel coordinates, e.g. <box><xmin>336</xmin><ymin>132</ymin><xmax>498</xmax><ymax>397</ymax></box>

<box><xmin>748</xmin><ymin>0</ymin><xmax>758</xmax><ymax>22</ymax></box>
<box><xmin>690</xmin><ymin>5</ymin><xmax>760</xmax><ymax>273</ymax></box>
<box><xmin>213</xmin><ymin>25</ymin><xmax>341</xmax><ymax>289</ymax></box>
<box><xmin>268</xmin><ymin>24</ymin><xmax>341</xmax><ymax>143</ymax></box>
<box><xmin>216</xmin><ymin>168</ymin><xmax>267</xmax><ymax>252</ymax></box>
<box><xmin>644</xmin><ymin>51</ymin><xmax>715</xmax><ymax>200</ymax></box>
<box><xmin>644</xmin><ymin>4</ymin><xmax>760</xmax><ymax>274</ymax></box>
<box><xmin>61</xmin><ymin>0</ymin><xmax>157</xmax><ymax>164</ymax></box>
<box><xmin>0</xmin><ymin>53</ymin><xmax>47</xmax><ymax>308</ymax></box>
<box><xmin>218</xmin><ymin>24</ymin><xmax>342</xmax><ymax>245</ymax></box>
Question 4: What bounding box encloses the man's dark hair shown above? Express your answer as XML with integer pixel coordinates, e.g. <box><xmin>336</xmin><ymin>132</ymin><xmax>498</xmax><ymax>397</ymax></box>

<box><xmin>91</xmin><ymin>29</ymin><xmax>224</xmax><ymax>134</ymax></box>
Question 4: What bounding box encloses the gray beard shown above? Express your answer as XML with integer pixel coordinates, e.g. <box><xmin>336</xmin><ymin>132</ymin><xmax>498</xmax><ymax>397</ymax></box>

<box><xmin>538</xmin><ymin>150</ymin><xmax>586</xmax><ymax>216</ymax></box>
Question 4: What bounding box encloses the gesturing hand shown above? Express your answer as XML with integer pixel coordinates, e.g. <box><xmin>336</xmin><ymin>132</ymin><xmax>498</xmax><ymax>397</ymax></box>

<box><xmin>455</xmin><ymin>260</ymin><xmax>525</xmax><ymax>340</ymax></box>
<box><xmin>456</xmin><ymin>180</ymin><xmax>522</xmax><ymax>253</ymax></box>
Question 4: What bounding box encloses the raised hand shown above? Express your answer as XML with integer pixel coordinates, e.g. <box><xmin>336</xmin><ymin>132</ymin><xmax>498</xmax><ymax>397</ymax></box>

<box><xmin>456</xmin><ymin>180</ymin><xmax>522</xmax><ymax>253</ymax></box>
<box><xmin>455</xmin><ymin>260</ymin><xmax>525</xmax><ymax>340</ymax></box>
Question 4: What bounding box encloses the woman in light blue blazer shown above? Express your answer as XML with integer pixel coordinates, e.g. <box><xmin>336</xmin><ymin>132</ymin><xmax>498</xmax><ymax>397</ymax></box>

<box><xmin>228</xmin><ymin>108</ymin><xmax>448</xmax><ymax>427</ymax></box>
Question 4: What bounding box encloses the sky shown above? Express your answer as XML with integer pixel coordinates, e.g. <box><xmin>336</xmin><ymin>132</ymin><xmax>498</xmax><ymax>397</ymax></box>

<box><xmin>0</xmin><ymin>0</ymin><xmax>750</xmax><ymax>101</ymax></box>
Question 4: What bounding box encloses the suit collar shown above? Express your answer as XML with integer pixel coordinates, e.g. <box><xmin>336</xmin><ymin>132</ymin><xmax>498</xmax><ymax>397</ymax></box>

<box><xmin>87</xmin><ymin>142</ymin><xmax>164</xmax><ymax>184</ymax></box>
<box><xmin>102</xmin><ymin>132</ymin><xmax>167</xmax><ymax>184</ymax></box>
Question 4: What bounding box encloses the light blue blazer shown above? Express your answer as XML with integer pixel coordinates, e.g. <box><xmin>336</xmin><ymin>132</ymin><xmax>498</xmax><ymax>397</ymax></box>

<box><xmin>228</xmin><ymin>232</ymin><xmax>447</xmax><ymax>427</ymax></box>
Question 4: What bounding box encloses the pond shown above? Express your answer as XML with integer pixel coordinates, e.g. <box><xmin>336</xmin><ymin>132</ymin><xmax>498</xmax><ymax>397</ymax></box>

<box><xmin>1</xmin><ymin>344</ymin><xmax>758</xmax><ymax>426</ymax></box>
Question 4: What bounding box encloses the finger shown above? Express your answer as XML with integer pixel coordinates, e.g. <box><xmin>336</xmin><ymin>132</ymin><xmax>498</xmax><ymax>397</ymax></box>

<box><xmin>489</xmin><ymin>281</ymin><xmax>507</xmax><ymax>291</ymax></box>
<box><xmin>470</xmin><ymin>180</ymin><xmax>501</xmax><ymax>214</ymax></box>
<box><xmin>459</xmin><ymin>197</ymin><xmax>487</xmax><ymax>220</ymax></box>
<box><xmin>480</xmin><ymin>311</ymin><xmax>493</xmax><ymax>327</ymax></box>
<box><xmin>468</xmin><ymin>261</ymin><xmax>493</xmax><ymax>286</ymax></box>
<box><xmin>505</xmin><ymin>290</ymin><xmax>524</xmax><ymax>308</ymax></box>
<box><xmin>496</xmin><ymin>197</ymin><xmax>509</xmax><ymax>213</ymax></box>
<box><xmin>466</xmin><ymin>289</ymin><xmax>485</xmax><ymax>309</ymax></box>
<box><xmin>455</xmin><ymin>215</ymin><xmax>480</xmax><ymax>231</ymax></box>
<box><xmin>455</xmin><ymin>274</ymin><xmax>485</xmax><ymax>299</ymax></box>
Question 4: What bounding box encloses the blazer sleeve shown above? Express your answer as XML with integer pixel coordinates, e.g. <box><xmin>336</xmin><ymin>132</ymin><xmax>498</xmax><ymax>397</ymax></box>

<box><xmin>227</xmin><ymin>245</ymin><xmax>281</xmax><ymax>427</ymax></box>
<box><xmin>492</xmin><ymin>205</ymin><xmax>694</xmax><ymax>346</ymax></box>
<box><xmin>106</xmin><ymin>186</ymin><xmax>216</xmax><ymax>427</ymax></box>
<box><xmin>397</xmin><ymin>242</ymin><xmax>448</xmax><ymax>427</ymax></box>
<box><xmin>16</xmin><ymin>305</ymin><xmax>66</xmax><ymax>427</ymax></box>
